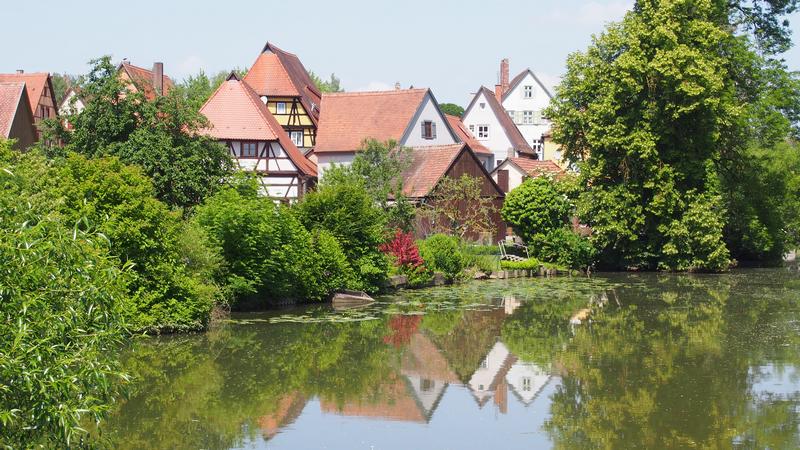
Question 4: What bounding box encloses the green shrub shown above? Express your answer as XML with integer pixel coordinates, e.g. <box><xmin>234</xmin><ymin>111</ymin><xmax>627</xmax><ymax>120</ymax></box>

<box><xmin>500</xmin><ymin>258</ymin><xmax>544</xmax><ymax>270</ymax></box>
<box><xmin>0</xmin><ymin>153</ymin><xmax>128</xmax><ymax>447</ymax></box>
<box><xmin>418</xmin><ymin>234</ymin><xmax>467</xmax><ymax>281</ymax></box>
<box><xmin>530</xmin><ymin>227</ymin><xmax>597</xmax><ymax>270</ymax></box>
<box><xmin>501</xmin><ymin>176</ymin><xmax>571</xmax><ymax>244</ymax></box>
<box><xmin>660</xmin><ymin>193</ymin><xmax>731</xmax><ymax>272</ymax></box>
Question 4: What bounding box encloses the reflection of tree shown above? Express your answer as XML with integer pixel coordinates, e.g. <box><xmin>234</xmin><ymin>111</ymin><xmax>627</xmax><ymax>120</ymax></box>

<box><xmin>384</xmin><ymin>315</ymin><xmax>422</xmax><ymax>348</ymax></box>
<box><xmin>545</xmin><ymin>273</ymin><xmax>800</xmax><ymax>449</ymax></box>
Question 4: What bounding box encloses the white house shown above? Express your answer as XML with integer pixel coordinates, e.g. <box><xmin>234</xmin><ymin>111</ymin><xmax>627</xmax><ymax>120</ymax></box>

<box><xmin>467</xmin><ymin>341</ymin><xmax>517</xmax><ymax>407</ymax></box>
<box><xmin>499</xmin><ymin>60</ymin><xmax>554</xmax><ymax>159</ymax></box>
<box><xmin>462</xmin><ymin>86</ymin><xmax>535</xmax><ymax>168</ymax></box>
<box><xmin>313</xmin><ymin>88</ymin><xmax>460</xmax><ymax>178</ymax></box>
<box><xmin>505</xmin><ymin>361</ymin><xmax>552</xmax><ymax>406</ymax></box>
<box><xmin>491</xmin><ymin>158</ymin><xmax>564</xmax><ymax>193</ymax></box>
<box><xmin>199</xmin><ymin>73</ymin><xmax>316</xmax><ymax>201</ymax></box>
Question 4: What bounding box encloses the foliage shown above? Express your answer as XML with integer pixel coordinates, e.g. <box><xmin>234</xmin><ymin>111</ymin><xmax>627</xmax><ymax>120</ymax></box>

<box><xmin>418</xmin><ymin>234</ymin><xmax>467</xmax><ymax>282</ymax></box>
<box><xmin>500</xmin><ymin>258</ymin><xmax>545</xmax><ymax>270</ymax></box>
<box><xmin>380</xmin><ymin>230</ymin><xmax>424</xmax><ymax>268</ymax></box>
<box><xmin>50</xmin><ymin>72</ymin><xmax>79</xmax><ymax>105</ymax></box>
<box><xmin>0</xmin><ymin>142</ymin><xmax>129</xmax><ymax>448</ymax></box>
<box><xmin>462</xmin><ymin>245</ymin><xmax>500</xmax><ymax>274</ymax></box>
<box><xmin>44</xmin><ymin>56</ymin><xmax>234</xmax><ymax>210</ymax></box>
<box><xmin>424</xmin><ymin>174</ymin><xmax>497</xmax><ymax>239</ymax></box>
<box><xmin>660</xmin><ymin>192</ymin><xmax>731</xmax><ymax>271</ymax></box>
<box><xmin>309</xmin><ymin>71</ymin><xmax>343</xmax><ymax>93</ymax></box>
<box><xmin>194</xmin><ymin>185</ymin><xmax>357</xmax><ymax>305</ymax></box>
<box><xmin>501</xmin><ymin>176</ymin><xmax>571</xmax><ymax>244</ymax></box>
<box><xmin>439</xmin><ymin>103</ymin><xmax>465</xmax><ymax>117</ymax></box>
<box><xmin>295</xmin><ymin>172</ymin><xmax>390</xmax><ymax>292</ymax></box>
<box><xmin>529</xmin><ymin>228</ymin><xmax>597</xmax><ymax>270</ymax></box>
<box><xmin>546</xmin><ymin>0</ymin><xmax>800</xmax><ymax>270</ymax></box>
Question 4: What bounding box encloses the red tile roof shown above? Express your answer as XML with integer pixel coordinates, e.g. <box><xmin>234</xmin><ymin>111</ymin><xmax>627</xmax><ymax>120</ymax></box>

<box><xmin>198</xmin><ymin>74</ymin><xmax>316</xmax><ymax>176</ymax></box>
<box><xmin>315</xmin><ymin>89</ymin><xmax>429</xmax><ymax>153</ymax></box>
<box><xmin>0</xmin><ymin>82</ymin><xmax>28</xmax><ymax>138</ymax></box>
<box><xmin>401</xmin><ymin>144</ymin><xmax>466</xmax><ymax>198</ymax></box>
<box><xmin>505</xmin><ymin>157</ymin><xmax>563</xmax><ymax>177</ymax></box>
<box><xmin>444</xmin><ymin>114</ymin><xmax>491</xmax><ymax>155</ymax></box>
<box><xmin>466</xmin><ymin>87</ymin><xmax>534</xmax><ymax>156</ymax></box>
<box><xmin>243</xmin><ymin>42</ymin><xmax>321</xmax><ymax>125</ymax></box>
<box><xmin>0</xmin><ymin>73</ymin><xmax>49</xmax><ymax>116</ymax></box>
<box><xmin>118</xmin><ymin>62</ymin><xmax>174</xmax><ymax>100</ymax></box>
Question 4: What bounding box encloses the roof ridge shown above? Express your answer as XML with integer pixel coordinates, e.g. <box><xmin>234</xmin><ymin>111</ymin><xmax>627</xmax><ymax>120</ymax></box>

<box><xmin>323</xmin><ymin>88</ymin><xmax>428</xmax><ymax>97</ymax></box>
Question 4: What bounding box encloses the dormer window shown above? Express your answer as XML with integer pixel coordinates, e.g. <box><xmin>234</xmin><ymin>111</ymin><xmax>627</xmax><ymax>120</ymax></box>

<box><xmin>524</xmin><ymin>85</ymin><xmax>533</xmax><ymax>98</ymax></box>
<box><xmin>276</xmin><ymin>102</ymin><xmax>287</xmax><ymax>114</ymax></box>
<box><xmin>421</xmin><ymin>120</ymin><xmax>436</xmax><ymax>140</ymax></box>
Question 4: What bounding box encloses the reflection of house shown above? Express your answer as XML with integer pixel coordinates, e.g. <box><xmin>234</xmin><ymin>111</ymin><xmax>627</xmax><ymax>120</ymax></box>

<box><xmin>0</xmin><ymin>71</ymin><xmax>58</xmax><ymax>140</ymax></box>
<box><xmin>400</xmin><ymin>143</ymin><xmax>506</xmax><ymax>242</ymax></box>
<box><xmin>198</xmin><ymin>73</ymin><xmax>317</xmax><ymax>201</ymax></box>
<box><xmin>257</xmin><ymin>392</ymin><xmax>308</xmax><ymax>440</ymax></box>
<box><xmin>117</xmin><ymin>60</ymin><xmax>173</xmax><ymax>100</ymax></box>
<box><xmin>506</xmin><ymin>362</ymin><xmax>552</xmax><ymax>406</ymax></box>
<box><xmin>243</xmin><ymin>42</ymin><xmax>320</xmax><ymax>151</ymax></box>
<box><xmin>468</xmin><ymin>341</ymin><xmax>518</xmax><ymax>410</ymax></box>
<box><xmin>491</xmin><ymin>158</ymin><xmax>564</xmax><ymax>193</ymax></box>
<box><xmin>314</xmin><ymin>88</ymin><xmax>459</xmax><ymax>178</ymax></box>
<box><xmin>502</xmin><ymin>295</ymin><xmax>522</xmax><ymax>315</ymax></box>
<box><xmin>320</xmin><ymin>371</ymin><xmax>428</xmax><ymax>423</ymax></box>
<box><xmin>0</xmin><ymin>82</ymin><xmax>37</xmax><ymax>150</ymax></box>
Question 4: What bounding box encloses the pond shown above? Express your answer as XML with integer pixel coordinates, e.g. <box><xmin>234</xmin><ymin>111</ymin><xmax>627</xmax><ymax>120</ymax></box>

<box><xmin>104</xmin><ymin>269</ymin><xmax>800</xmax><ymax>449</ymax></box>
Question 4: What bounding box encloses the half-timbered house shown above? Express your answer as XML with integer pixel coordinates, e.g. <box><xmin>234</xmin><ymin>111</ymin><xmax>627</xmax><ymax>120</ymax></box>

<box><xmin>199</xmin><ymin>73</ymin><xmax>316</xmax><ymax>201</ymax></box>
<box><xmin>0</xmin><ymin>82</ymin><xmax>37</xmax><ymax>150</ymax></box>
<box><xmin>243</xmin><ymin>42</ymin><xmax>320</xmax><ymax>152</ymax></box>
<box><xmin>0</xmin><ymin>71</ymin><xmax>58</xmax><ymax>140</ymax></box>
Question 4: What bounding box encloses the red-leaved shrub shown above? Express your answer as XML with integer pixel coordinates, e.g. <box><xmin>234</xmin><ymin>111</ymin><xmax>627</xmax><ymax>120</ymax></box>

<box><xmin>380</xmin><ymin>230</ymin><xmax>424</xmax><ymax>268</ymax></box>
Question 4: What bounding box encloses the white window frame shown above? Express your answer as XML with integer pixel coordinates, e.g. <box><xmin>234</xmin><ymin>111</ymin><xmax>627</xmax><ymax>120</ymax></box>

<box><xmin>290</xmin><ymin>131</ymin><xmax>304</xmax><ymax>147</ymax></box>
<box><xmin>523</xmin><ymin>85</ymin><xmax>533</xmax><ymax>98</ymax></box>
<box><xmin>477</xmin><ymin>124</ymin><xmax>489</xmax><ymax>139</ymax></box>
<box><xmin>523</xmin><ymin>111</ymin><xmax>534</xmax><ymax>125</ymax></box>
<box><xmin>276</xmin><ymin>102</ymin><xmax>287</xmax><ymax>114</ymax></box>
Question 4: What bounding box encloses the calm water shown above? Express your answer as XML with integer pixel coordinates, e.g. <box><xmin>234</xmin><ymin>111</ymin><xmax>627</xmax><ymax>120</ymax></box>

<box><xmin>104</xmin><ymin>269</ymin><xmax>800</xmax><ymax>449</ymax></box>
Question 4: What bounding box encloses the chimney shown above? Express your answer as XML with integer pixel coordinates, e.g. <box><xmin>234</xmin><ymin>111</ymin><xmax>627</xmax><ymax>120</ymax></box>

<box><xmin>16</xmin><ymin>69</ymin><xmax>24</xmax><ymax>74</ymax></box>
<box><xmin>500</xmin><ymin>58</ymin><xmax>510</xmax><ymax>93</ymax></box>
<box><xmin>152</xmin><ymin>62</ymin><xmax>164</xmax><ymax>96</ymax></box>
<box><xmin>394</xmin><ymin>82</ymin><xmax>401</xmax><ymax>90</ymax></box>
<box><xmin>495</xmin><ymin>84</ymin><xmax>503</xmax><ymax>102</ymax></box>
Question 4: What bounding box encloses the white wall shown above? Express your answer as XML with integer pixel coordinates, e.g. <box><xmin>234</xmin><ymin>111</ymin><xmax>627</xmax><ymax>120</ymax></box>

<box><xmin>401</xmin><ymin>93</ymin><xmax>458</xmax><ymax>147</ymax></box>
<box><xmin>505</xmin><ymin>362</ymin><xmax>550</xmax><ymax>405</ymax></box>
<box><xmin>468</xmin><ymin>341</ymin><xmax>511</xmax><ymax>403</ymax></box>
<box><xmin>226</xmin><ymin>140</ymin><xmax>303</xmax><ymax>199</ymax></box>
<box><xmin>502</xmin><ymin>72</ymin><xmax>552</xmax><ymax>157</ymax></box>
<box><xmin>316</xmin><ymin>152</ymin><xmax>355</xmax><ymax>179</ymax></box>
<box><xmin>491</xmin><ymin>160</ymin><xmax>527</xmax><ymax>192</ymax></box>
<box><xmin>463</xmin><ymin>90</ymin><xmax>515</xmax><ymax>168</ymax></box>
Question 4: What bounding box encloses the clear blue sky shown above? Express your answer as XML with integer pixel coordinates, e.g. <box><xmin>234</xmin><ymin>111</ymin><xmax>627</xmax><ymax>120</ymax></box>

<box><xmin>3</xmin><ymin>0</ymin><xmax>800</xmax><ymax>105</ymax></box>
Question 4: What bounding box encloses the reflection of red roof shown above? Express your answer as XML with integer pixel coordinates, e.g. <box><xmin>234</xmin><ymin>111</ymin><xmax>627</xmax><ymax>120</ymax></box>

<box><xmin>0</xmin><ymin>82</ymin><xmax>31</xmax><ymax>138</ymax></box>
<box><xmin>320</xmin><ymin>373</ymin><xmax>426</xmax><ymax>423</ymax></box>
<box><xmin>465</xmin><ymin>87</ymin><xmax>534</xmax><ymax>156</ymax></box>
<box><xmin>315</xmin><ymin>89</ymin><xmax>428</xmax><ymax>153</ymax></box>
<box><xmin>258</xmin><ymin>392</ymin><xmax>307</xmax><ymax>439</ymax></box>
<box><xmin>243</xmin><ymin>42</ymin><xmax>321</xmax><ymax>125</ymax></box>
<box><xmin>0</xmin><ymin>73</ymin><xmax>49</xmax><ymax>115</ymax></box>
<box><xmin>118</xmin><ymin>63</ymin><xmax>174</xmax><ymax>100</ymax></box>
<box><xmin>401</xmin><ymin>333</ymin><xmax>460</xmax><ymax>383</ymax></box>
<box><xmin>504</xmin><ymin>157</ymin><xmax>563</xmax><ymax>177</ymax></box>
<box><xmin>445</xmin><ymin>114</ymin><xmax>491</xmax><ymax>155</ymax></box>
<box><xmin>198</xmin><ymin>74</ymin><xmax>316</xmax><ymax>176</ymax></box>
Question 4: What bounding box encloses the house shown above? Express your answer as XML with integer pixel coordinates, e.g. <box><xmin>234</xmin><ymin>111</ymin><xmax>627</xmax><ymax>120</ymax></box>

<box><xmin>243</xmin><ymin>42</ymin><xmax>320</xmax><ymax>152</ymax></box>
<box><xmin>117</xmin><ymin>60</ymin><xmax>173</xmax><ymax>100</ymax></box>
<box><xmin>496</xmin><ymin>59</ymin><xmax>554</xmax><ymax>158</ymax></box>
<box><xmin>491</xmin><ymin>158</ymin><xmax>564</xmax><ymax>193</ymax></box>
<box><xmin>0</xmin><ymin>71</ymin><xmax>58</xmax><ymax>140</ymax></box>
<box><xmin>467</xmin><ymin>341</ymin><xmax>518</xmax><ymax>411</ymax></box>
<box><xmin>314</xmin><ymin>88</ymin><xmax>460</xmax><ymax>178</ymax></box>
<box><xmin>505</xmin><ymin>361</ymin><xmax>552</xmax><ymax>406</ymax></box>
<box><xmin>400</xmin><ymin>143</ymin><xmax>506</xmax><ymax>242</ymax></box>
<box><xmin>444</xmin><ymin>114</ymin><xmax>493</xmax><ymax>169</ymax></box>
<box><xmin>461</xmin><ymin>85</ymin><xmax>535</xmax><ymax>168</ymax></box>
<box><xmin>0</xmin><ymin>82</ymin><xmax>37</xmax><ymax>150</ymax></box>
<box><xmin>198</xmin><ymin>73</ymin><xmax>316</xmax><ymax>201</ymax></box>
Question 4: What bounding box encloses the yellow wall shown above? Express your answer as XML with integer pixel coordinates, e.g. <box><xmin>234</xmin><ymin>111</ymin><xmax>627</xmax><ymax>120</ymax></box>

<box><xmin>266</xmin><ymin>97</ymin><xmax>315</xmax><ymax>148</ymax></box>
<box><xmin>541</xmin><ymin>135</ymin><xmax>568</xmax><ymax>169</ymax></box>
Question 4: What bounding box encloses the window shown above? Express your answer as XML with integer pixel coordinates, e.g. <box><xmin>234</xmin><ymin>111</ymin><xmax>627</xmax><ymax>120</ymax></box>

<box><xmin>522</xmin><ymin>377</ymin><xmax>532</xmax><ymax>391</ymax></box>
<box><xmin>479</xmin><ymin>102</ymin><xmax>486</xmax><ymax>109</ymax></box>
<box><xmin>241</xmin><ymin>142</ymin><xmax>258</xmax><ymax>157</ymax></box>
<box><xmin>469</xmin><ymin>124</ymin><xmax>475</xmax><ymax>132</ymax></box>
<box><xmin>276</xmin><ymin>102</ymin><xmax>286</xmax><ymax>114</ymax></box>
<box><xmin>290</xmin><ymin>131</ymin><xmax>304</xmax><ymax>147</ymax></box>
<box><xmin>421</xmin><ymin>379</ymin><xmax>435</xmax><ymax>392</ymax></box>
<box><xmin>523</xmin><ymin>111</ymin><xmax>534</xmax><ymax>125</ymax></box>
<box><xmin>477</xmin><ymin>125</ymin><xmax>489</xmax><ymax>139</ymax></box>
<box><xmin>421</xmin><ymin>120</ymin><xmax>436</xmax><ymax>140</ymax></box>
<box><xmin>524</xmin><ymin>85</ymin><xmax>533</xmax><ymax>98</ymax></box>
<box><xmin>480</xmin><ymin>358</ymin><xmax>488</xmax><ymax>369</ymax></box>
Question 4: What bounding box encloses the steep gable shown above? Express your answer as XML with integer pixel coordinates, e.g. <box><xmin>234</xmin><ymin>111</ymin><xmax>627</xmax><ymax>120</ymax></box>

<box><xmin>502</xmin><ymin>69</ymin><xmax>553</xmax><ymax>102</ymax></box>
<box><xmin>0</xmin><ymin>82</ymin><xmax>36</xmax><ymax>149</ymax></box>
<box><xmin>462</xmin><ymin>87</ymin><xmax>534</xmax><ymax>157</ymax></box>
<box><xmin>118</xmin><ymin>62</ymin><xmax>174</xmax><ymax>100</ymax></box>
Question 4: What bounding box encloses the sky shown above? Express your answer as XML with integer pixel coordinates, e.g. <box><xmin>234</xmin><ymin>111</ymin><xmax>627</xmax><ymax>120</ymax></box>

<box><xmin>3</xmin><ymin>0</ymin><xmax>800</xmax><ymax>105</ymax></box>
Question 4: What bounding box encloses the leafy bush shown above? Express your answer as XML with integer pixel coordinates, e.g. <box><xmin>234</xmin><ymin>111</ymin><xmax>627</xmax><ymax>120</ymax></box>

<box><xmin>418</xmin><ymin>234</ymin><xmax>467</xmax><ymax>282</ymax></box>
<box><xmin>0</xmin><ymin>152</ymin><xmax>128</xmax><ymax>447</ymax></box>
<box><xmin>502</xmin><ymin>176</ymin><xmax>571</xmax><ymax>244</ymax></box>
<box><xmin>530</xmin><ymin>228</ymin><xmax>597</xmax><ymax>270</ymax></box>
<box><xmin>500</xmin><ymin>258</ymin><xmax>544</xmax><ymax>270</ymax></box>
<box><xmin>381</xmin><ymin>230</ymin><xmax>433</xmax><ymax>288</ymax></box>
<box><xmin>660</xmin><ymin>193</ymin><xmax>731</xmax><ymax>272</ymax></box>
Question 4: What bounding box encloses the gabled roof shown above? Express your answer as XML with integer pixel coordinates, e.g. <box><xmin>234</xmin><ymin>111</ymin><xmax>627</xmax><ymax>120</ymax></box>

<box><xmin>315</xmin><ymin>89</ymin><xmax>429</xmax><ymax>153</ymax></box>
<box><xmin>0</xmin><ymin>82</ymin><xmax>33</xmax><ymax>138</ymax></box>
<box><xmin>497</xmin><ymin>157</ymin><xmax>563</xmax><ymax>178</ymax></box>
<box><xmin>464</xmin><ymin>86</ymin><xmax>534</xmax><ymax>156</ymax></box>
<box><xmin>502</xmin><ymin>68</ymin><xmax>553</xmax><ymax>101</ymax></box>
<box><xmin>243</xmin><ymin>42</ymin><xmax>322</xmax><ymax>125</ymax></box>
<box><xmin>400</xmin><ymin>143</ymin><xmax>503</xmax><ymax>199</ymax></box>
<box><xmin>198</xmin><ymin>73</ymin><xmax>316</xmax><ymax>177</ymax></box>
<box><xmin>118</xmin><ymin>62</ymin><xmax>174</xmax><ymax>100</ymax></box>
<box><xmin>0</xmin><ymin>72</ymin><xmax>53</xmax><ymax>115</ymax></box>
<box><xmin>444</xmin><ymin>114</ymin><xmax>491</xmax><ymax>156</ymax></box>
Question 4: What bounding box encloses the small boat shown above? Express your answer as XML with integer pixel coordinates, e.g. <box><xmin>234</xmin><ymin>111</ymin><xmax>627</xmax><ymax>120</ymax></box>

<box><xmin>332</xmin><ymin>290</ymin><xmax>374</xmax><ymax>310</ymax></box>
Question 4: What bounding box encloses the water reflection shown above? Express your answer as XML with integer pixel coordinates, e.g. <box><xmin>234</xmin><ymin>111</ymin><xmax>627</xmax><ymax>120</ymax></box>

<box><xmin>103</xmin><ymin>271</ymin><xmax>800</xmax><ymax>449</ymax></box>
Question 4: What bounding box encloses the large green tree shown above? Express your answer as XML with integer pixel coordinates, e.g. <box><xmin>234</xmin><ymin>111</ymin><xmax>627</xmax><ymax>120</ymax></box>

<box><xmin>548</xmin><ymin>0</ymin><xmax>798</xmax><ymax>270</ymax></box>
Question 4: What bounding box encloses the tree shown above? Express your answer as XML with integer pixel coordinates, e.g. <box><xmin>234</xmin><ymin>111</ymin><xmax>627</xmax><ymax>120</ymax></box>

<box><xmin>546</xmin><ymin>0</ymin><xmax>798</xmax><ymax>270</ymax></box>
<box><xmin>439</xmin><ymin>103</ymin><xmax>465</xmax><ymax>117</ymax></box>
<box><xmin>49</xmin><ymin>72</ymin><xmax>79</xmax><ymax>105</ymax></box>
<box><xmin>44</xmin><ymin>56</ymin><xmax>234</xmax><ymax>210</ymax></box>
<box><xmin>309</xmin><ymin>71</ymin><xmax>343</xmax><ymax>93</ymax></box>
<box><xmin>423</xmin><ymin>174</ymin><xmax>497</xmax><ymax>239</ymax></box>
<box><xmin>501</xmin><ymin>176</ymin><xmax>571</xmax><ymax>244</ymax></box>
